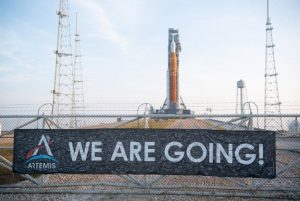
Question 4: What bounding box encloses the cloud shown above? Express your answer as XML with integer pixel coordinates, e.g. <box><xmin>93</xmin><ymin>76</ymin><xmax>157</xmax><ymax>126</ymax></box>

<box><xmin>0</xmin><ymin>73</ymin><xmax>31</xmax><ymax>83</ymax></box>
<box><xmin>74</xmin><ymin>0</ymin><xmax>128</xmax><ymax>51</ymax></box>
<box><xmin>0</xmin><ymin>30</ymin><xmax>35</xmax><ymax>68</ymax></box>
<box><xmin>0</xmin><ymin>29</ymin><xmax>39</xmax><ymax>84</ymax></box>
<box><xmin>0</xmin><ymin>30</ymin><xmax>22</xmax><ymax>59</ymax></box>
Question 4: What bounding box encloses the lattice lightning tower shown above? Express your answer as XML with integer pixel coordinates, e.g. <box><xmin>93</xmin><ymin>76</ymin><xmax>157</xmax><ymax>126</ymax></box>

<box><xmin>52</xmin><ymin>0</ymin><xmax>75</xmax><ymax>128</ymax></box>
<box><xmin>264</xmin><ymin>0</ymin><xmax>283</xmax><ymax>130</ymax></box>
<box><xmin>72</xmin><ymin>13</ymin><xmax>85</xmax><ymax>128</ymax></box>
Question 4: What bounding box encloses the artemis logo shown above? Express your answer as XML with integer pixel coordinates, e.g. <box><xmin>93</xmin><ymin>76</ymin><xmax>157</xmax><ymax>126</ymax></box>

<box><xmin>25</xmin><ymin>135</ymin><xmax>58</xmax><ymax>170</ymax></box>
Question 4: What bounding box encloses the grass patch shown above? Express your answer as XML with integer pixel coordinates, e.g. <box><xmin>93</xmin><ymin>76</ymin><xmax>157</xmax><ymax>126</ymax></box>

<box><xmin>0</xmin><ymin>141</ymin><xmax>29</xmax><ymax>185</ymax></box>
<box><xmin>0</xmin><ymin>142</ymin><xmax>14</xmax><ymax>147</ymax></box>
<box><xmin>0</xmin><ymin>141</ymin><xmax>21</xmax><ymax>185</ymax></box>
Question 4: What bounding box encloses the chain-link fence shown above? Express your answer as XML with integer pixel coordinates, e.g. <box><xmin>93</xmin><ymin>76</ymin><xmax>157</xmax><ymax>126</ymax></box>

<box><xmin>0</xmin><ymin>114</ymin><xmax>299</xmax><ymax>200</ymax></box>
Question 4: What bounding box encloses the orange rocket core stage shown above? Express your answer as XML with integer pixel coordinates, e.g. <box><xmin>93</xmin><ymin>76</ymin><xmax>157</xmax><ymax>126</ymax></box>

<box><xmin>170</xmin><ymin>52</ymin><xmax>177</xmax><ymax>103</ymax></box>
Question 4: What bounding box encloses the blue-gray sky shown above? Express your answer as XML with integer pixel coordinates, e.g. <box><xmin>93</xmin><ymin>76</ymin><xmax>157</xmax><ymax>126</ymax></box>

<box><xmin>0</xmin><ymin>0</ymin><xmax>299</xmax><ymax>108</ymax></box>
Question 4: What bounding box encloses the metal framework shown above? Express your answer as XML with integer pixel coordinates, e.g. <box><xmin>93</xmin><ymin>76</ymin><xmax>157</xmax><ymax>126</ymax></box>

<box><xmin>0</xmin><ymin>114</ymin><xmax>299</xmax><ymax>199</ymax></box>
<box><xmin>264</xmin><ymin>0</ymin><xmax>283</xmax><ymax>130</ymax></box>
<box><xmin>51</xmin><ymin>0</ymin><xmax>75</xmax><ymax>128</ymax></box>
<box><xmin>72</xmin><ymin>13</ymin><xmax>85</xmax><ymax>128</ymax></box>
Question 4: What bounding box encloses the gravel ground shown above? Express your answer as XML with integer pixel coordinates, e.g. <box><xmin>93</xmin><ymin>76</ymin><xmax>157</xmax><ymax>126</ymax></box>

<box><xmin>2</xmin><ymin>165</ymin><xmax>299</xmax><ymax>201</ymax></box>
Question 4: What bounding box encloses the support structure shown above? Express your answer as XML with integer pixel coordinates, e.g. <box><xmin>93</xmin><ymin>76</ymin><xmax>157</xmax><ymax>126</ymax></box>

<box><xmin>51</xmin><ymin>0</ymin><xmax>75</xmax><ymax>128</ymax></box>
<box><xmin>264</xmin><ymin>0</ymin><xmax>283</xmax><ymax>130</ymax></box>
<box><xmin>73</xmin><ymin>13</ymin><xmax>85</xmax><ymax>128</ymax></box>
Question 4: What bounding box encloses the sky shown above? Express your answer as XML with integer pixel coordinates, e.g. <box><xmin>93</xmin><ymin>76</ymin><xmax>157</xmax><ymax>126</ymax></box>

<box><xmin>0</xmin><ymin>0</ymin><xmax>299</xmax><ymax>112</ymax></box>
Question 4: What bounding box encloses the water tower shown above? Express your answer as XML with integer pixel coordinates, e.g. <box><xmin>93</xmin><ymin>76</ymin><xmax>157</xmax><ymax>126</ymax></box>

<box><xmin>235</xmin><ymin>80</ymin><xmax>247</xmax><ymax>114</ymax></box>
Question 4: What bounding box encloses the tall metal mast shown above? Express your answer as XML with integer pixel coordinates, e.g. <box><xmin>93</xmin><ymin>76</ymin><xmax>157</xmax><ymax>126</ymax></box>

<box><xmin>264</xmin><ymin>0</ymin><xmax>283</xmax><ymax>130</ymax></box>
<box><xmin>73</xmin><ymin>13</ymin><xmax>85</xmax><ymax>128</ymax></box>
<box><xmin>52</xmin><ymin>0</ymin><xmax>75</xmax><ymax>128</ymax></box>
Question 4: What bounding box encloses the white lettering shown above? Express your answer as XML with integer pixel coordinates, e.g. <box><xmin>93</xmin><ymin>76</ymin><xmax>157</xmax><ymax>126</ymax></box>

<box><xmin>69</xmin><ymin>142</ymin><xmax>90</xmax><ymax>161</ymax></box>
<box><xmin>235</xmin><ymin>143</ymin><xmax>256</xmax><ymax>165</ymax></box>
<box><xmin>165</xmin><ymin>141</ymin><xmax>184</xmax><ymax>162</ymax></box>
<box><xmin>216</xmin><ymin>143</ymin><xmax>233</xmax><ymax>163</ymax></box>
<box><xmin>91</xmin><ymin>141</ymin><xmax>102</xmax><ymax>161</ymax></box>
<box><xmin>209</xmin><ymin>143</ymin><xmax>214</xmax><ymax>163</ymax></box>
<box><xmin>130</xmin><ymin>141</ymin><xmax>142</xmax><ymax>161</ymax></box>
<box><xmin>144</xmin><ymin>142</ymin><xmax>155</xmax><ymax>162</ymax></box>
<box><xmin>111</xmin><ymin>141</ymin><xmax>128</xmax><ymax>161</ymax></box>
<box><xmin>186</xmin><ymin>142</ymin><xmax>207</xmax><ymax>163</ymax></box>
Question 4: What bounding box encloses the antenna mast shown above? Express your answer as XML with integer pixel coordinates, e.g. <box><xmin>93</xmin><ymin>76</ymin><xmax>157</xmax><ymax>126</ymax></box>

<box><xmin>264</xmin><ymin>0</ymin><xmax>283</xmax><ymax>130</ymax></box>
<box><xmin>52</xmin><ymin>0</ymin><xmax>75</xmax><ymax>128</ymax></box>
<box><xmin>73</xmin><ymin>12</ymin><xmax>86</xmax><ymax>128</ymax></box>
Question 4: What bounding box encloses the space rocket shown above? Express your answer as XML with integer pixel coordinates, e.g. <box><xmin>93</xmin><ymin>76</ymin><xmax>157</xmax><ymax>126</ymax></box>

<box><xmin>161</xmin><ymin>28</ymin><xmax>190</xmax><ymax>114</ymax></box>
<box><xmin>166</xmin><ymin>29</ymin><xmax>180</xmax><ymax>112</ymax></box>
<box><xmin>169</xmin><ymin>34</ymin><xmax>178</xmax><ymax>109</ymax></box>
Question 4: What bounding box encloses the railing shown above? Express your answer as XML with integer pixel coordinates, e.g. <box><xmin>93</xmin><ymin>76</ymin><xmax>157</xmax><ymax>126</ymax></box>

<box><xmin>0</xmin><ymin>114</ymin><xmax>299</xmax><ymax>199</ymax></box>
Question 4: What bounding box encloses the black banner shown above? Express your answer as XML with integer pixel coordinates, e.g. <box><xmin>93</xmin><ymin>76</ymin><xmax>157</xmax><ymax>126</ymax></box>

<box><xmin>13</xmin><ymin>129</ymin><xmax>276</xmax><ymax>178</ymax></box>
